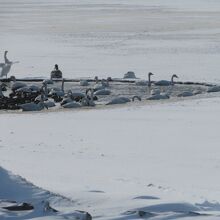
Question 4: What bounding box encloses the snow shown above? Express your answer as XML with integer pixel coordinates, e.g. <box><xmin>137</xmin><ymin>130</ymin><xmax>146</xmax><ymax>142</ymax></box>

<box><xmin>1</xmin><ymin>0</ymin><xmax>220</xmax><ymax>219</ymax></box>
<box><xmin>1</xmin><ymin>96</ymin><xmax>220</xmax><ymax>219</ymax></box>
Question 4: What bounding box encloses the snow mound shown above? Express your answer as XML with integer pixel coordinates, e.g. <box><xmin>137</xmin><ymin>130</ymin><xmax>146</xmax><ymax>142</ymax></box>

<box><xmin>0</xmin><ymin>167</ymin><xmax>91</xmax><ymax>220</ymax></box>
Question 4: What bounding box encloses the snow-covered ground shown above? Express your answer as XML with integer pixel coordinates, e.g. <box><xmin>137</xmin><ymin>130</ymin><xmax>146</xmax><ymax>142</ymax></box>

<box><xmin>1</xmin><ymin>0</ymin><xmax>220</xmax><ymax>219</ymax></box>
<box><xmin>1</xmin><ymin>96</ymin><xmax>220</xmax><ymax>219</ymax></box>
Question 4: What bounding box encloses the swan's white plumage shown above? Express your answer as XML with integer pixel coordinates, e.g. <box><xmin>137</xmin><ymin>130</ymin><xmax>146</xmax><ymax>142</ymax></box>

<box><xmin>62</xmin><ymin>101</ymin><xmax>81</xmax><ymax>108</ymax></box>
<box><xmin>147</xmin><ymin>93</ymin><xmax>169</xmax><ymax>100</ymax></box>
<box><xmin>94</xmin><ymin>89</ymin><xmax>111</xmax><ymax>95</ymax></box>
<box><xmin>106</xmin><ymin>97</ymin><xmax>131</xmax><ymax>105</ymax></box>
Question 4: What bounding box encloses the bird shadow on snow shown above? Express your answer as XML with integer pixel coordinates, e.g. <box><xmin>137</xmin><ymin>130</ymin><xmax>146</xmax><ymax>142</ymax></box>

<box><xmin>0</xmin><ymin>166</ymin><xmax>91</xmax><ymax>220</ymax></box>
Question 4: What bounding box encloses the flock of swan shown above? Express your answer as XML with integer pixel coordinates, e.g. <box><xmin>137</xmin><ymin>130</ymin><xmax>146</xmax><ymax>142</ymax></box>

<box><xmin>0</xmin><ymin>51</ymin><xmax>220</xmax><ymax>111</ymax></box>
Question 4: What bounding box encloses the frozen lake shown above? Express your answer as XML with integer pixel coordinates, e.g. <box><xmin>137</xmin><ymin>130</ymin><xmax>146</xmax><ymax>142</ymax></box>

<box><xmin>0</xmin><ymin>0</ymin><xmax>220</xmax><ymax>82</ymax></box>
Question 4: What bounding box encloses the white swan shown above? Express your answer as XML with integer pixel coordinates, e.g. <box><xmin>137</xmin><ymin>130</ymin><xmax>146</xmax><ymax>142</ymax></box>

<box><xmin>0</xmin><ymin>51</ymin><xmax>19</xmax><ymax>78</ymax></box>
<box><xmin>154</xmin><ymin>74</ymin><xmax>178</xmax><ymax>86</ymax></box>
<box><xmin>60</xmin><ymin>89</ymin><xmax>87</xmax><ymax>107</ymax></box>
<box><xmin>81</xmin><ymin>88</ymin><xmax>95</xmax><ymax>106</ymax></box>
<box><xmin>60</xmin><ymin>90</ymin><xmax>78</xmax><ymax>106</ymax></box>
<box><xmin>150</xmin><ymin>88</ymin><xmax>160</xmax><ymax>95</ymax></box>
<box><xmin>93</xmin><ymin>77</ymin><xmax>109</xmax><ymax>91</ymax></box>
<box><xmin>19</xmin><ymin>102</ymin><xmax>47</xmax><ymax>111</ymax></box>
<box><xmin>16</xmin><ymin>86</ymin><xmax>32</xmax><ymax>93</ymax></box>
<box><xmin>207</xmin><ymin>86</ymin><xmax>220</xmax><ymax>93</ymax></box>
<box><xmin>10</xmin><ymin>76</ymin><xmax>27</xmax><ymax>92</ymax></box>
<box><xmin>193</xmin><ymin>89</ymin><xmax>203</xmax><ymax>95</ymax></box>
<box><xmin>106</xmin><ymin>97</ymin><xmax>131</xmax><ymax>105</ymax></box>
<box><xmin>28</xmin><ymin>84</ymin><xmax>41</xmax><ymax>93</ymax></box>
<box><xmin>135</xmin><ymin>72</ymin><xmax>154</xmax><ymax>86</ymax></box>
<box><xmin>177</xmin><ymin>91</ymin><xmax>193</xmax><ymax>97</ymax></box>
<box><xmin>48</xmin><ymin>79</ymin><xmax>65</xmax><ymax>97</ymax></box>
<box><xmin>148</xmin><ymin>72</ymin><xmax>154</xmax><ymax>87</ymax></box>
<box><xmin>79</xmin><ymin>80</ymin><xmax>89</xmax><ymax>86</ymax></box>
<box><xmin>44</xmin><ymin>100</ymin><xmax>56</xmax><ymax>108</ymax></box>
<box><xmin>135</xmin><ymin>80</ymin><xmax>148</xmax><ymax>86</ymax></box>
<box><xmin>19</xmin><ymin>94</ymin><xmax>47</xmax><ymax>111</ymax></box>
<box><xmin>10</xmin><ymin>75</ymin><xmax>41</xmax><ymax>93</ymax></box>
<box><xmin>62</xmin><ymin>90</ymin><xmax>85</xmax><ymax>102</ymax></box>
<box><xmin>62</xmin><ymin>101</ymin><xmax>81</xmax><ymax>108</ymax></box>
<box><xmin>34</xmin><ymin>90</ymin><xmax>48</xmax><ymax>102</ymax></box>
<box><xmin>147</xmin><ymin>93</ymin><xmax>170</xmax><ymax>100</ymax></box>
<box><xmin>106</xmin><ymin>95</ymin><xmax>142</xmax><ymax>105</ymax></box>
<box><xmin>94</xmin><ymin>89</ymin><xmax>111</xmax><ymax>96</ymax></box>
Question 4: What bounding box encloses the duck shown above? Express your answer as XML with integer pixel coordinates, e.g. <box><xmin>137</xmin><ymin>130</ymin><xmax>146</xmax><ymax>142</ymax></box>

<box><xmin>154</xmin><ymin>74</ymin><xmax>178</xmax><ymax>86</ymax></box>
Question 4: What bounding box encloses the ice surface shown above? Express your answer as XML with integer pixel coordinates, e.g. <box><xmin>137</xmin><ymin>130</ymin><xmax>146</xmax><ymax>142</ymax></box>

<box><xmin>0</xmin><ymin>0</ymin><xmax>220</xmax><ymax>82</ymax></box>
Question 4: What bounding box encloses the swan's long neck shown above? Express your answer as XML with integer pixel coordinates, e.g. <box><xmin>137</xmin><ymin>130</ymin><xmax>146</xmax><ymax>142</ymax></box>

<box><xmin>39</xmin><ymin>96</ymin><xmax>46</xmax><ymax>110</ymax></box>
<box><xmin>171</xmin><ymin>75</ymin><xmax>176</xmax><ymax>85</ymax></box>
<box><xmin>61</xmin><ymin>79</ymin><xmax>65</xmax><ymax>92</ymax></box>
<box><xmin>43</xmin><ymin>83</ymin><xmax>48</xmax><ymax>97</ymax></box>
<box><xmin>132</xmin><ymin>95</ymin><xmax>141</xmax><ymax>101</ymax></box>
<box><xmin>90</xmin><ymin>89</ymin><xmax>94</xmax><ymax>101</ymax></box>
<box><xmin>67</xmin><ymin>90</ymin><xmax>72</xmax><ymax>98</ymax></box>
<box><xmin>101</xmin><ymin>79</ymin><xmax>105</xmax><ymax>87</ymax></box>
<box><xmin>4</xmin><ymin>51</ymin><xmax>10</xmax><ymax>64</ymax></box>
<box><xmin>148</xmin><ymin>74</ymin><xmax>152</xmax><ymax>87</ymax></box>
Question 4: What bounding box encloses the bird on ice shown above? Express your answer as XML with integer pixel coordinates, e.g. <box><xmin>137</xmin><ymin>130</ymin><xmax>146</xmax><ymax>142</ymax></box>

<box><xmin>0</xmin><ymin>51</ymin><xmax>19</xmax><ymax>78</ymax></box>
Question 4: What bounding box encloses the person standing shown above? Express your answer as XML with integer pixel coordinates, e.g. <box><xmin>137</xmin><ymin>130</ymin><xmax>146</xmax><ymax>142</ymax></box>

<box><xmin>50</xmin><ymin>64</ymin><xmax>63</xmax><ymax>79</ymax></box>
